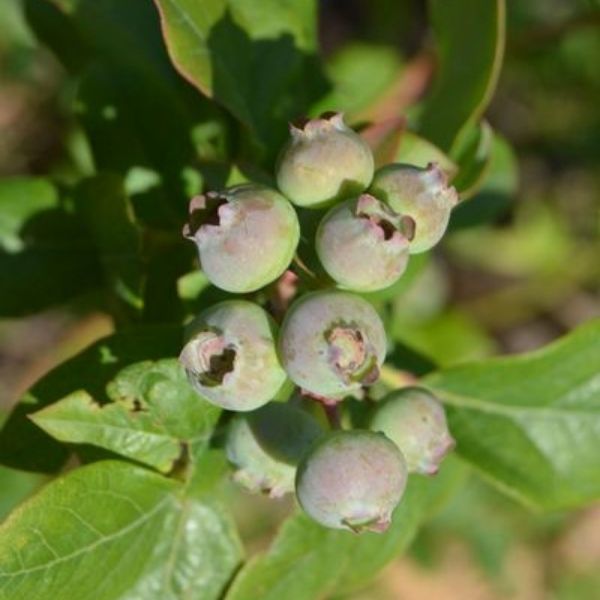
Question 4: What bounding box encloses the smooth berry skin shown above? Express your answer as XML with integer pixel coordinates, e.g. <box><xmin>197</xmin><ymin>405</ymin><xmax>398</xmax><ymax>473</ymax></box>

<box><xmin>179</xmin><ymin>301</ymin><xmax>287</xmax><ymax>411</ymax></box>
<box><xmin>278</xmin><ymin>291</ymin><xmax>387</xmax><ymax>398</ymax></box>
<box><xmin>226</xmin><ymin>403</ymin><xmax>323</xmax><ymax>498</ymax></box>
<box><xmin>183</xmin><ymin>184</ymin><xmax>300</xmax><ymax>293</ymax></box>
<box><xmin>370</xmin><ymin>387</ymin><xmax>455</xmax><ymax>475</ymax></box>
<box><xmin>295</xmin><ymin>430</ymin><xmax>408</xmax><ymax>533</ymax></box>
<box><xmin>276</xmin><ymin>112</ymin><xmax>374</xmax><ymax>209</ymax></box>
<box><xmin>370</xmin><ymin>162</ymin><xmax>458</xmax><ymax>254</ymax></box>
<box><xmin>316</xmin><ymin>193</ymin><xmax>414</xmax><ymax>292</ymax></box>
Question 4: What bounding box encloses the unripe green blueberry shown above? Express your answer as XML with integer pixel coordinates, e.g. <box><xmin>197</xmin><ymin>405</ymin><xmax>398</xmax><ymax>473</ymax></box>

<box><xmin>276</xmin><ymin>112</ymin><xmax>374</xmax><ymax>208</ymax></box>
<box><xmin>183</xmin><ymin>184</ymin><xmax>300</xmax><ymax>293</ymax></box>
<box><xmin>179</xmin><ymin>301</ymin><xmax>287</xmax><ymax>411</ymax></box>
<box><xmin>295</xmin><ymin>430</ymin><xmax>407</xmax><ymax>532</ymax></box>
<box><xmin>370</xmin><ymin>387</ymin><xmax>455</xmax><ymax>475</ymax></box>
<box><xmin>278</xmin><ymin>291</ymin><xmax>387</xmax><ymax>398</ymax></box>
<box><xmin>226</xmin><ymin>403</ymin><xmax>323</xmax><ymax>497</ymax></box>
<box><xmin>370</xmin><ymin>162</ymin><xmax>458</xmax><ymax>253</ymax></box>
<box><xmin>316</xmin><ymin>193</ymin><xmax>415</xmax><ymax>292</ymax></box>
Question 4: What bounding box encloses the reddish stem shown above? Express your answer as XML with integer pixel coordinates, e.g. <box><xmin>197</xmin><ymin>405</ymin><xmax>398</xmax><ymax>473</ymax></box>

<box><xmin>322</xmin><ymin>402</ymin><xmax>341</xmax><ymax>430</ymax></box>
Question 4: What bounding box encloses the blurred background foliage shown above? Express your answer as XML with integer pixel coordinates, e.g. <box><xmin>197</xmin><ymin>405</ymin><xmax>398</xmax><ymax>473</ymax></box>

<box><xmin>0</xmin><ymin>0</ymin><xmax>599</xmax><ymax>598</ymax></box>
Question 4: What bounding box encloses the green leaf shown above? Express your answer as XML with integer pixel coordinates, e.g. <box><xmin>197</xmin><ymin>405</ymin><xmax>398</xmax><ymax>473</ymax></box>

<box><xmin>25</xmin><ymin>0</ymin><xmax>227</xmax><ymax>226</ymax></box>
<box><xmin>0</xmin><ymin>178</ymin><xmax>58</xmax><ymax>253</ymax></box>
<box><xmin>226</xmin><ymin>458</ymin><xmax>464</xmax><ymax>600</ymax></box>
<box><xmin>75</xmin><ymin>174</ymin><xmax>143</xmax><ymax>309</ymax></box>
<box><xmin>0</xmin><ymin>177</ymin><xmax>102</xmax><ymax>317</ymax></box>
<box><xmin>106</xmin><ymin>360</ymin><xmax>220</xmax><ymax>443</ymax></box>
<box><xmin>450</xmin><ymin>133</ymin><xmax>518</xmax><ymax>229</ymax></box>
<box><xmin>426</xmin><ymin>319</ymin><xmax>600</xmax><ymax>510</ymax></box>
<box><xmin>418</xmin><ymin>0</ymin><xmax>505</xmax><ymax>152</ymax></box>
<box><xmin>393</xmin><ymin>309</ymin><xmax>497</xmax><ymax>368</ymax></box>
<box><xmin>0</xmin><ymin>466</ymin><xmax>44</xmax><ymax>523</ymax></box>
<box><xmin>0</xmin><ymin>325</ymin><xmax>181</xmax><ymax>473</ymax></box>
<box><xmin>312</xmin><ymin>43</ymin><xmax>403</xmax><ymax>118</ymax></box>
<box><xmin>0</xmin><ymin>460</ymin><xmax>242</xmax><ymax>600</ymax></box>
<box><xmin>395</xmin><ymin>131</ymin><xmax>457</xmax><ymax>175</ymax></box>
<box><xmin>30</xmin><ymin>387</ymin><xmax>182</xmax><ymax>474</ymax></box>
<box><xmin>451</xmin><ymin>121</ymin><xmax>494</xmax><ymax>198</ymax></box>
<box><xmin>152</xmin><ymin>0</ymin><xmax>327</xmax><ymax>158</ymax></box>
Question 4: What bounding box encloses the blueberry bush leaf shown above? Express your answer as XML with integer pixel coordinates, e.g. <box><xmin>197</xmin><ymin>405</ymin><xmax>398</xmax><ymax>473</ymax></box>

<box><xmin>450</xmin><ymin>133</ymin><xmax>518</xmax><ymax>229</ymax></box>
<box><xmin>0</xmin><ymin>460</ymin><xmax>243</xmax><ymax>600</ymax></box>
<box><xmin>418</xmin><ymin>0</ymin><xmax>505</xmax><ymax>153</ymax></box>
<box><xmin>450</xmin><ymin>121</ymin><xmax>495</xmax><ymax>198</ymax></box>
<box><xmin>29</xmin><ymin>358</ymin><xmax>220</xmax><ymax>474</ymax></box>
<box><xmin>152</xmin><ymin>0</ymin><xmax>328</xmax><ymax>158</ymax></box>
<box><xmin>225</xmin><ymin>458</ymin><xmax>464</xmax><ymax>600</ymax></box>
<box><xmin>0</xmin><ymin>177</ymin><xmax>102</xmax><ymax>317</ymax></box>
<box><xmin>312</xmin><ymin>42</ymin><xmax>404</xmax><ymax>118</ymax></box>
<box><xmin>25</xmin><ymin>0</ymin><xmax>226</xmax><ymax>226</ymax></box>
<box><xmin>30</xmin><ymin>391</ymin><xmax>182</xmax><ymax>473</ymax></box>
<box><xmin>75</xmin><ymin>174</ymin><xmax>144</xmax><ymax>310</ymax></box>
<box><xmin>426</xmin><ymin>319</ymin><xmax>600</xmax><ymax>510</ymax></box>
<box><xmin>0</xmin><ymin>326</ymin><xmax>181</xmax><ymax>474</ymax></box>
<box><xmin>395</xmin><ymin>131</ymin><xmax>457</xmax><ymax>175</ymax></box>
<box><xmin>0</xmin><ymin>415</ymin><xmax>45</xmax><ymax>522</ymax></box>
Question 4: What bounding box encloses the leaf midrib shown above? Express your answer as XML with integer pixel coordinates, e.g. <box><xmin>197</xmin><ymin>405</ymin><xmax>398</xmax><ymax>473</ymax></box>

<box><xmin>32</xmin><ymin>414</ymin><xmax>176</xmax><ymax>443</ymax></box>
<box><xmin>428</xmin><ymin>387</ymin><xmax>598</xmax><ymax>418</ymax></box>
<box><xmin>0</xmin><ymin>496</ymin><xmax>173</xmax><ymax>579</ymax></box>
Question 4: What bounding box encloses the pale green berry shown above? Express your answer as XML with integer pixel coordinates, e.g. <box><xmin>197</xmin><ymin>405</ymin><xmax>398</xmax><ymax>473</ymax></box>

<box><xmin>370</xmin><ymin>387</ymin><xmax>455</xmax><ymax>475</ymax></box>
<box><xmin>226</xmin><ymin>403</ymin><xmax>323</xmax><ymax>498</ymax></box>
<box><xmin>370</xmin><ymin>162</ymin><xmax>458</xmax><ymax>253</ymax></box>
<box><xmin>316</xmin><ymin>193</ymin><xmax>415</xmax><ymax>292</ymax></box>
<box><xmin>179</xmin><ymin>301</ymin><xmax>287</xmax><ymax>411</ymax></box>
<box><xmin>278</xmin><ymin>291</ymin><xmax>387</xmax><ymax>399</ymax></box>
<box><xmin>183</xmin><ymin>184</ymin><xmax>300</xmax><ymax>293</ymax></box>
<box><xmin>295</xmin><ymin>430</ymin><xmax>407</xmax><ymax>532</ymax></box>
<box><xmin>276</xmin><ymin>112</ymin><xmax>374</xmax><ymax>208</ymax></box>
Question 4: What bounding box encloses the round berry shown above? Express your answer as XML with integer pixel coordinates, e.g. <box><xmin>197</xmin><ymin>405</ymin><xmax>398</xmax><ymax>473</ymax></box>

<box><xmin>183</xmin><ymin>184</ymin><xmax>300</xmax><ymax>293</ymax></box>
<box><xmin>295</xmin><ymin>430</ymin><xmax>407</xmax><ymax>532</ymax></box>
<box><xmin>226</xmin><ymin>403</ymin><xmax>323</xmax><ymax>498</ymax></box>
<box><xmin>370</xmin><ymin>387</ymin><xmax>455</xmax><ymax>475</ymax></box>
<box><xmin>179</xmin><ymin>300</ymin><xmax>287</xmax><ymax>411</ymax></box>
<box><xmin>316</xmin><ymin>193</ymin><xmax>415</xmax><ymax>292</ymax></box>
<box><xmin>370</xmin><ymin>162</ymin><xmax>458</xmax><ymax>253</ymax></box>
<box><xmin>278</xmin><ymin>291</ymin><xmax>387</xmax><ymax>398</ymax></box>
<box><xmin>276</xmin><ymin>112</ymin><xmax>374</xmax><ymax>209</ymax></box>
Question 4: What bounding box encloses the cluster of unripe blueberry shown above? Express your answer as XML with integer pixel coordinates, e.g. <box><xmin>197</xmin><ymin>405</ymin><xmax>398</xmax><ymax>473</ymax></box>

<box><xmin>180</xmin><ymin>112</ymin><xmax>456</xmax><ymax>533</ymax></box>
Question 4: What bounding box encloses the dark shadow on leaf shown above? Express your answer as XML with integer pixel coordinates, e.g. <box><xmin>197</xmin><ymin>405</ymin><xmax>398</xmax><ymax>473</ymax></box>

<box><xmin>207</xmin><ymin>10</ymin><xmax>330</xmax><ymax>167</ymax></box>
<box><xmin>0</xmin><ymin>325</ymin><xmax>182</xmax><ymax>473</ymax></box>
<box><xmin>0</xmin><ymin>206</ymin><xmax>102</xmax><ymax>317</ymax></box>
<box><xmin>387</xmin><ymin>341</ymin><xmax>437</xmax><ymax>377</ymax></box>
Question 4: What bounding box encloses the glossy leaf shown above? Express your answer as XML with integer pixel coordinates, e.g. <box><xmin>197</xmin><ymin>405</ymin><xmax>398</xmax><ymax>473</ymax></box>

<box><xmin>226</xmin><ymin>458</ymin><xmax>464</xmax><ymax>600</ymax></box>
<box><xmin>31</xmin><ymin>390</ymin><xmax>180</xmax><ymax>472</ymax></box>
<box><xmin>25</xmin><ymin>0</ymin><xmax>226</xmax><ymax>226</ymax></box>
<box><xmin>0</xmin><ymin>326</ymin><xmax>181</xmax><ymax>473</ymax></box>
<box><xmin>426</xmin><ymin>319</ymin><xmax>600</xmax><ymax>510</ymax></box>
<box><xmin>419</xmin><ymin>0</ymin><xmax>505</xmax><ymax>152</ymax></box>
<box><xmin>152</xmin><ymin>0</ymin><xmax>327</xmax><ymax>158</ymax></box>
<box><xmin>0</xmin><ymin>460</ymin><xmax>242</xmax><ymax>599</ymax></box>
<box><xmin>75</xmin><ymin>174</ymin><xmax>143</xmax><ymax>309</ymax></box>
<box><xmin>106</xmin><ymin>359</ymin><xmax>220</xmax><ymax>443</ymax></box>
<box><xmin>0</xmin><ymin>178</ymin><xmax>58</xmax><ymax>253</ymax></box>
<box><xmin>395</xmin><ymin>131</ymin><xmax>457</xmax><ymax>175</ymax></box>
<box><xmin>313</xmin><ymin>43</ymin><xmax>403</xmax><ymax>118</ymax></box>
<box><xmin>450</xmin><ymin>133</ymin><xmax>518</xmax><ymax>229</ymax></box>
<box><xmin>0</xmin><ymin>467</ymin><xmax>44</xmax><ymax>523</ymax></box>
<box><xmin>0</xmin><ymin>177</ymin><xmax>102</xmax><ymax>317</ymax></box>
<box><xmin>451</xmin><ymin>121</ymin><xmax>494</xmax><ymax>198</ymax></box>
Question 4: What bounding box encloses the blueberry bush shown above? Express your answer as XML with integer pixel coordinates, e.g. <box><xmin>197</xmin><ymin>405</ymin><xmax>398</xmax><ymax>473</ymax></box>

<box><xmin>1</xmin><ymin>1</ymin><xmax>599</xmax><ymax>599</ymax></box>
